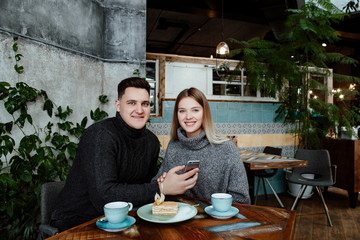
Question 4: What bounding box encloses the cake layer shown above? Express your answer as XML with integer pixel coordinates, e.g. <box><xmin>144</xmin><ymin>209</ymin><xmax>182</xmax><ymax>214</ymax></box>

<box><xmin>152</xmin><ymin>201</ymin><xmax>178</xmax><ymax>215</ymax></box>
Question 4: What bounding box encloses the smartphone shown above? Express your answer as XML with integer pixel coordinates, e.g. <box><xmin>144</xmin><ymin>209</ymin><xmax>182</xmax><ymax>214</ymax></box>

<box><xmin>184</xmin><ymin>160</ymin><xmax>200</xmax><ymax>173</ymax></box>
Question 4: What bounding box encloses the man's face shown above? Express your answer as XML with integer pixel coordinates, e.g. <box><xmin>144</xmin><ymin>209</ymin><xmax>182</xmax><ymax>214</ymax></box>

<box><xmin>115</xmin><ymin>87</ymin><xmax>150</xmax><ymax>129</ymax></box>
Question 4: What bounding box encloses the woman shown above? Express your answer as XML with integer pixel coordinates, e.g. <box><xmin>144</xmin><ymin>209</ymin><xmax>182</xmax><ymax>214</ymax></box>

<box><xmin>157</xmin><ymin>87</ymin><xmax>250</xmax><ymax>204</ymax></box>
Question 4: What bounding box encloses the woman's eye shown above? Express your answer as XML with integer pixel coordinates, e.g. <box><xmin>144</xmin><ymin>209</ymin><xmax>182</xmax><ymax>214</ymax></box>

<box><xmin>179</xmin><ymin>110</ymin><xmax>185</xmax><ymax>113</ymax></box>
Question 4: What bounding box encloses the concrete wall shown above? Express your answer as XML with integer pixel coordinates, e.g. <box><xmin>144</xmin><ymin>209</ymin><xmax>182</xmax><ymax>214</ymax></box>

<box><xmin>0</xmin><ymin>0</ymin><xmax>146</xmax><ymax>61</ymax></box>
<box><xmin>0</xmin><ymin>0</ymin><xmax>147</xmax><ymax>150</ymax></box>
<box><xmin>0</xmin><ymin>0</ymin><xmax>147</xmax><ymax>125</ymax></box>
<box><xmin>0</xmin><ymin>31</ymin><xmax>140</xmax><ymax>133</ymax></box>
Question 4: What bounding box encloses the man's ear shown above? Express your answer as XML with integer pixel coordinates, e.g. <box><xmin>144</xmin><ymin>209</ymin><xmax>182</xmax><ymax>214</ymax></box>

<box><xmin>115</xmin><ymin>99</ymin><xmax>121</xmax><ymax>112</ymax></box>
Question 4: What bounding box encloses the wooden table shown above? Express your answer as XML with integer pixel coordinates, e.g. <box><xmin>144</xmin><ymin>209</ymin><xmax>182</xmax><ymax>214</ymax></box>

<box><xmin>46</xmin><ymin>196</ymin><xmax>296</xmax><ymax>240</ymax></box>
<box><xmin>239</xmin><ymin>149</ymin><xmax>308</xmax><ymax>170</ymax></box>
<box><xmin>239</xmin><ymin>149</ymin><xmax>308</xmax><ymax>204</ymax></box>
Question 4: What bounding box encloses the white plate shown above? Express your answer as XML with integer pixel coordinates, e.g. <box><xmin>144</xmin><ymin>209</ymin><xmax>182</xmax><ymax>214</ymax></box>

<box><xmin>205</xmin><ymin>206</ymin><xmax>239</xmax><ymax>219</ymax></box>
<box><xmin>137</xmin><ymin>202</ymin><xmax>197</xmax><ymax>223</ymax></box>
<box><xmin>96</xmin><ymin>216</ymin><xmax>136</xmax><ymax>232</ymax></box>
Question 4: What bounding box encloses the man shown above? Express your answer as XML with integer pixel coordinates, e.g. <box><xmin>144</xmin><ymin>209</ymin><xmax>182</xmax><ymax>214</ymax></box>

<box><xmin>51</xmin><ymin>77</ymin><xmax>198</xmax><ymax>232</ymax></box>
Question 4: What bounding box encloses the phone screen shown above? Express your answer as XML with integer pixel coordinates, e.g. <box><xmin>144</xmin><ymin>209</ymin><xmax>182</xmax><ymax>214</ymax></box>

<box><xmin>184</xmin><ymin>160</ymin><xmax>200</xmax><ymax>173</ymax></box>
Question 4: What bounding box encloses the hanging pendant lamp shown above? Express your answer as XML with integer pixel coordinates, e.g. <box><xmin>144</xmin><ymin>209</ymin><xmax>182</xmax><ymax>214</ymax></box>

<box><xmin>216</xmin><ymin>0</ymin><xmax>229</xmax><ymax>56</ymax></box>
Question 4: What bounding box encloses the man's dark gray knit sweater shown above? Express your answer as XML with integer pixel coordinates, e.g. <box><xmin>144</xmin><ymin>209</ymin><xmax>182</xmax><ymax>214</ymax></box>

<box><xmin>51</xmin><ymin>112</ymin><xmax>160</xmax><ymax>229</ymax></box>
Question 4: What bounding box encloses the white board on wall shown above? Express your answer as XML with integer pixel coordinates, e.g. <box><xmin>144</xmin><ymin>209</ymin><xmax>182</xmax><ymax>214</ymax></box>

<box><xmin>165</xmin><ymin>62</ymin><xmax>212</xmax><ymax>98</ymax></box>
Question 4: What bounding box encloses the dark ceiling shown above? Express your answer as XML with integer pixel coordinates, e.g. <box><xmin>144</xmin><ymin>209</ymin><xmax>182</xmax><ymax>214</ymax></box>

<box><xmin>146</xmin><ymin>0</ymin><xmax>360</xmax><ymax>59</ymax></box>
<box><xmin>147</xmin><ymin>0</ymin><xmax>304</xmax><ymax>58</ymax></box>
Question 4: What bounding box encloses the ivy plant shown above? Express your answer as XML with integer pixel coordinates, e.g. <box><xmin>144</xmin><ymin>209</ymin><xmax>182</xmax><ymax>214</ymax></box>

<box><xmin>0</xmin><ymin>36</ymin><xmax>108</xmax><ymax>239</ymax></box>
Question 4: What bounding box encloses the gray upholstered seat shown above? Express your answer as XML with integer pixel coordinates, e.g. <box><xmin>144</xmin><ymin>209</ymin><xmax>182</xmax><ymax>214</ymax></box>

<box><xmin>39</xmin><ymin>181</ymin><xmax>65</xmax><ymax>239</ymax></box>
<box><xmin>288</xmin><ymin>149</ymin><xmax>337</xmax><ymax>227</ymax></box>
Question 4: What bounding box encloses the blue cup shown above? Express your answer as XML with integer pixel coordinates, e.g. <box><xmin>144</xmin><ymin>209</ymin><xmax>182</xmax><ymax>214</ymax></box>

<box><xmin>211</xmin><ymin>193</ymin><xmax>232</xmax><ymax>212</ymax></box>
<box><xmin>104</xmin><ymin>201</ymin><xmax>133</xmax><ymax>224</ymax></box>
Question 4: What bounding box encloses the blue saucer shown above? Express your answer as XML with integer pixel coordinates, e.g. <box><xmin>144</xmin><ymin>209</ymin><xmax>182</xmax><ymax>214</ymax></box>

<box><xmin>96</xmin><ymin>216</ymin><xmax>136</xmax><ymax>232</ymax></box>
<box><xmin>204</xmin><ymin>206</ymin><xmax>239</xmax><ymax>219</ymax></box>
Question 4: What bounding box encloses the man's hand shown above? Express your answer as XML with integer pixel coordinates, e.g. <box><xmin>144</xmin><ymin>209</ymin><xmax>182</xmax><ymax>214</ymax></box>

<box><xmin>157</xmin><ymin>165</ymin><xmax>198</xmax><ymax>195</ymax></box>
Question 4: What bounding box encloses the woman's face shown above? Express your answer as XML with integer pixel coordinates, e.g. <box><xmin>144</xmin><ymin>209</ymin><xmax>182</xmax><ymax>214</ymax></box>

<box><xmin>177</xmin><ymin>97</ymin><xmax>203</xmax><ymax>138</ymax></box>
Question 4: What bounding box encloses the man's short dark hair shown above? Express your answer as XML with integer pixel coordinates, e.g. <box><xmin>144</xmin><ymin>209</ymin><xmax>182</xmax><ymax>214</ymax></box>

<box><xmin>117</xmin><ymin>77</ymin><xmax>150</xmax><ymax>99</ymax></box>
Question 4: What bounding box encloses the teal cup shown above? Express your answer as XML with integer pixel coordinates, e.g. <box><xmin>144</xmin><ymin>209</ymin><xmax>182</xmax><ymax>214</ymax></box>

<box><xmin>211</xmin><ymin>193</ymin><xmax>232</xmax><ymax>212</ymax></box>
<box><xmin>104</xmin><ymin>201</ymin><xmax>133</xmax><ymax>224</ymax></box>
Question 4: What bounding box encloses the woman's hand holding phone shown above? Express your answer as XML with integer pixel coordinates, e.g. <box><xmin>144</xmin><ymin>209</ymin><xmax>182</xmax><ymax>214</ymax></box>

<box><xmin>158</xmin><ymin>165</ymin><xmax>199</xmax><ymax>195</ymax></box>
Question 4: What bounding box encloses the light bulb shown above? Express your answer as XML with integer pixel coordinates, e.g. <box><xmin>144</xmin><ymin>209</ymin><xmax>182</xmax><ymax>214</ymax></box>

<box><xmin>216</xmin><ymin>42</ymin><xmax>230</xmax><ymax>55</ymax></box>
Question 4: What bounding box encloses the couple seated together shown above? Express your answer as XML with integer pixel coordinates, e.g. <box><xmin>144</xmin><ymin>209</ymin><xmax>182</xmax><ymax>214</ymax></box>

<box><xmin>50</xmin><ymin>77</ymin><xmax>250</xmax><ymax>232</ymax></box>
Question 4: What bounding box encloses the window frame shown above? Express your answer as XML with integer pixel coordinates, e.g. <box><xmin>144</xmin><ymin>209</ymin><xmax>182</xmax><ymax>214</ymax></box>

<box><xmin>207</xmin><ymin>64</ymin><xmax>279</xmax><ymax>102</ymax></box>
<box><xmin>146</xmin><ymin>59</ymin><xmax>160</xmax><ymax>116</ymax></box>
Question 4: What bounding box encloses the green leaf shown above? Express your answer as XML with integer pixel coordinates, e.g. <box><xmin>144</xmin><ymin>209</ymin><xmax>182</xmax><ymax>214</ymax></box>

<box><xmin>51</xmin><ymin>133</ymin><xmax>69</xmax><ymax>149</ymax></box>
<box><xmin>58</xmin><ymin>121</ymin><xmax>73</xmax><ymax>131</ymax></box>
<box><xmin>67</xmin><ymin>142</ymin><xmax>78</xmax><ymax>159</ymax></box>
<box><xmin>15</xmin><ymin>53</ymin><xmax>23</xmax><ymax>61</ymax></box>
<box><xmin>0</xmin><ymin>82</ymin><xmax>10</xmax><ymax>100</ymax></box>
<box><xmin>90</xmin><ymin>108</ymin><xmax>108</xmax><ymax>121</ymax></box>
<box><xmin>6</xmin><ymin>200</ymin><xmax>14</xmax><ymax>217</ymax></box>
<box><xmin>12</xmin><ymin>42</ymin><xmax>18</xmax><ymax>52</ymax></box>
<box><xmin>55</xmin><ymin>106</ymin><xmax>73</xmax><ymax>120</ymax></box>
<box><xmin>46</xmin><ymin>121</ymin><xmax>53</xmax><ymax>130</ymax></box>
<box><xmin>5</xmin><ymin>122</ymin><xmax>13</xmax><ymax>133</ymax></box>
<box><xmin>19</xmin><ymin>135</ymin><xmax>41</xmax><ymax>154</ymax></box>
<box><xmin>39</xmin><ymin>89</ymin><xmax>49</xmax><ymax>99</ymax></box>
<box><xmin>4</xmin><ymin>135</ymin><xmax>15</xmax><ymax>154</ymax></box>
<box><xmin>20</xmin><ymin>169</ymin><xmax>32</xmax><ymax>182</ymax></box>
<box><xmin>99</xmin><ymin>95</ymin><xmax>109</xmax><ymax>104</ymax></box>
<box><xmin>57</xmin><ymin>151</ymin><xmax>66</xmax><ymax>162</ymax></box>
<box><xmin>26</xmin><ymin>114</ymin><xmax>33</xmax><ymax>125</ymax></box>
<box><xmin>14</xmin><ymin>64</ymin><xmax>24</xmax><ymax>74</ymax></box>
<box><xmin>81</xmin><ymin>117</ymin><xmax>88</xmax><ymax>128</ymax></box>
<box><xmin>15</xmin><ymin>112</ymin><xmax>27</xmax><ymax>128</ymax></box>
<box><xmin>43</xmin><ymin>99</ymin><xmax>54</xmax><ymax>117</ymax></box>
<box><xmin>133</xmin><ymin>69</ymin><xmax>140</xmax><ymax>76</ymax></box>
<box><xmin>4</xmin><ymin>99</ymin><xmax>17</xmax><ymax>114</ymax></box>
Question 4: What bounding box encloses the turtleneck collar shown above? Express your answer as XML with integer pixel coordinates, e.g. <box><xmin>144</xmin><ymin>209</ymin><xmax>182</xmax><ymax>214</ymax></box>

<box><xmin>177</xmin><ymin>127</ymin><xmax>210</xmax><ymax>150</ymax></box>
<box><xmin>114</xmin><ymin>111</ymin><xmax>147</xmax><ymax>139</ymax></box>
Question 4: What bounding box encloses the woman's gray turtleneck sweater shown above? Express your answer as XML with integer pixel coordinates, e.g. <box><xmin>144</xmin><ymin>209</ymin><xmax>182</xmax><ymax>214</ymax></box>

<box><xmin>155</xmin><ymin>128</ymin><xmax>250</xmax><ymax>204</ymax></box>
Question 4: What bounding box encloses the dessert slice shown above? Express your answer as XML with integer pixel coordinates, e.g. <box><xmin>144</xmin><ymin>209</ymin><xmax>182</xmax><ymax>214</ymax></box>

<box><xmin>152</xmin><ymin>201</ymin><xmax>178</xmax><ymax>215</ymax></box>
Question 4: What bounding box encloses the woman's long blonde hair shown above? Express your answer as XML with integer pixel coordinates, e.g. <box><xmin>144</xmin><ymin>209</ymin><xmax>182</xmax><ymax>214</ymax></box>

<box><xmin>170</xmin><ymin>88</ymin><xmax>228</xmax><ymax>144</ymax></box>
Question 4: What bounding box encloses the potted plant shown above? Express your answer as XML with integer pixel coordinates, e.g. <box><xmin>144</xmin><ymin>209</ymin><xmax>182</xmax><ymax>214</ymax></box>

<box><xmin>229</xmin><ymin>0</ymin><xmax>360</xmax><ymax>150</ymax></box>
